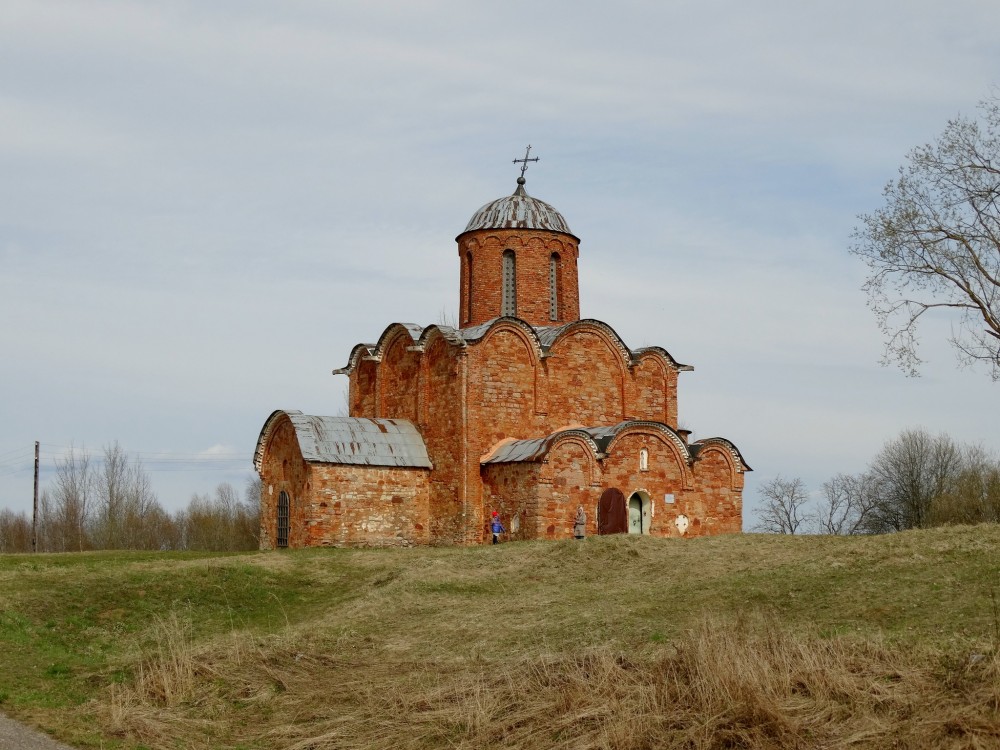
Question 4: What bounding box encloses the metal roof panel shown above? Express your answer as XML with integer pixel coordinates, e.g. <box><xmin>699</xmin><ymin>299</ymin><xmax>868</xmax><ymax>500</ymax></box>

<box><xmin>285</xmin><ymin>412</ymin><xmax>432</xmax><ymax>468</ymax></box>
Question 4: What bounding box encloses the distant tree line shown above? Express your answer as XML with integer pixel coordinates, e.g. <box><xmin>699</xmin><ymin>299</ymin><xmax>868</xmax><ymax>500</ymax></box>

<box><xmin>0</xmin><ymin>443</ymin><xmax>260</xmax><ymax>553</ymax></box>
<box><xmin>756</xmin><ymin>428</ymin><xmax>1000</xmax><ymax>535</ymax></box>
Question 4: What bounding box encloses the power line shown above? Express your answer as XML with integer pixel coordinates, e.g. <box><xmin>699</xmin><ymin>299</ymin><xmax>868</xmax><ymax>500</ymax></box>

<box><xmin>0</xmin><ymin>445</ymin><xmax>253</xmax><ymax>478</ymax></box>
<box><xmin>0</xmin><ymin>445</ymin><xmax>34</xmax><ymax>460</ymax></box>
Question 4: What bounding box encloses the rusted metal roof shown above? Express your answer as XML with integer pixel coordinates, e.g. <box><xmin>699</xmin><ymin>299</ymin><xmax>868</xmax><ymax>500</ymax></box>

<box><xmin>255</xmin><ymin>410</ymin><xmax>431</xmax><ymax>470</ymax></box>
<box><xmin>533</xmin><ymin>322</ymin><xmax>570</xmax><ymax>350</ymax></box>
<box><xmin>483</xmin><ymin>425</ymin><xmax>619</xmax><ymax>465</ymax></box>
<box><xmin>482</xmin><ymin>422</ymin><xmax>719</xmax><ymax>466</ymax></box>
<box><xmin>420</xmin><ymin>324</ymin><xmax>466</xmax><ymax>348</ymax></box>
<box><xmin>483</xmin><ymin>436</ymin><xmax>551</xmax><ymax>464</ymax></box>
<box><xmin>459</xmin><ymin>319</ymin><xmax>502</xmax><ymax>342</ymax></box>
<box><xmin>461</xmin><ymin>183</ymin><xmax>575</xmax><ymax>237</ymax></box>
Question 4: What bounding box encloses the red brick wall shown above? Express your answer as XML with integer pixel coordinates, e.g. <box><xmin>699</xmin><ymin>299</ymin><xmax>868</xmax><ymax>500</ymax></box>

<box><xmin>690</xmin><ymin>446</ymin><xmax>744</xmax><ymax>536</ymax></box>
<box><xmin>541</xmin><ymin>438</ymin><xmax>598</xmax><ymax>538</ymax></box>
<box><xmin>599</xmin><ymin>431</ymin><xmax>692</xmax><ymax>538</ymax></box>
<box><xmin>346</xmin><ymin>318</ymin><xmax>703</xmax><ymax>545</ymax></box>
<box><xmin>458</xmin><ymin>230</ymin><xmax>580</xmax><ymax>328</ymax></box>
<box><xmin>305</xmin><ymin>464</ymin><xmax>430</xmax><ymax>547</ymax></box>
<box><xmin>480</xmin><ymin>461</ymin><xmax>540</xmax><ymax>542</ymax></box>
<box><xmin>479</xmin><ymin>428</ymin><xmax>743</xmax><ymax>542</ymax></box>
<box><xmin>350</xmin><ymin>361</ymin><xmax>377</xmax><ymax>417</ymax></box>
<box><xmin>258</xmin><ymin>416</ymin><xmax>311</xmax><ymax>549</ymax></box>
<box><xmin>380</xmin><ymin>333</ymin><xmax>419</xmax><ymax>421</ymax></box>
<box><xmin>258</xmin><ymin>413</ymin><xmax>432</xmax><ymax>548</ymax></box>
<box><xmin>630</xmin><ymin>354</ymin><xmax>677</xmax><ymax>426</ymax></box>
<box><xmin>421</xmin><ymin>337</ymin><xmax>467</xmax><ymax>543</ymax></box>
<box><xmin>546</xmin><ymin>329</ymin><xmax>627</xmax><ymax>426</ymax></box>
<box><xmin>339</xmin><ymin>286</ymin><xmax>739</xmax><ymax>547</ymax></box>
<box><xmin>467</xmin><ymin>326</ymin><xmax>539</xmax><ymax>447</ymax></box>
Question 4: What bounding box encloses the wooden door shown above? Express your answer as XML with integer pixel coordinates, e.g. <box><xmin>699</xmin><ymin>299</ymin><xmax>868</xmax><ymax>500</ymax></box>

<box><xmin>598</xmin><ymin>488</ymin><xmax>627</xmax><ymax>535</ymax></box>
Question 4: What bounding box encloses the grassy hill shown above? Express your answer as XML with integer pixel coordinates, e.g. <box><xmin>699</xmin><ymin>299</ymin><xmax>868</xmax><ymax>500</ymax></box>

<box><xmin>1</xmin><ymin>527</ymin><xmax>998</xmax><ymax>749</ymax></box>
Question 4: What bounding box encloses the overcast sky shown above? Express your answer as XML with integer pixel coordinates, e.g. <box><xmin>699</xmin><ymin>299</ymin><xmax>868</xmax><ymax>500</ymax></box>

<box><xmin>2</xmin><ymin>0</ymin><xmax>999</xmax><ymax>528</ymax></box>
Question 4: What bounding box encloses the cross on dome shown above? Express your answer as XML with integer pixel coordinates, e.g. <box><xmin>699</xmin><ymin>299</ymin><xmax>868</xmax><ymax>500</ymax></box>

<box><xmin>513</xmin><ymin>145</ymin><xmax>539</xmax><ymax>185</ymax></box>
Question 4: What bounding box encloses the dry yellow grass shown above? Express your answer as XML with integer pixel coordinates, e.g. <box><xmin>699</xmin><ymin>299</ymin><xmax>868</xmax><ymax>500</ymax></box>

<box><xmin>104</xmin><ymin>612</ymin><xmax>1000</xmax><ymax>749</ymax></box>
<box><xmin>3</xmin><ymin>527</ymin><xmax>999</xmax><ymax>748</ymax></box>
<box><xmin>87</xmin><ymin>527</ymin><xmax>1000</xmax><ymax>749</ymax></box>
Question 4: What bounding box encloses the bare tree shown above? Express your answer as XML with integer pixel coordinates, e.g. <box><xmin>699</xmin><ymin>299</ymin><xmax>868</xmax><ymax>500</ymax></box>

<box><xmin>754</xmin><ymin>476</ymin><xmax>810</xmax><ymax>534</ymax></box>
<box><xmin>91</xmin><ymin>442</ymin><xmax>128</xmax><ymax>549</ymax></box>
<box><xmin>864</xmin><ymin>429</ymin><xmax>962</xmax><ymax>533</ymax></box>
<box><xmin>852</xmin><ymin>96</ymin><xmax>1000</xmax><ymax>379</ymax></box>
<box><xmin>243</xmin><ymin>476</ymin><xmax>262</xmax><ymax>548</ymax></box>
<box><xmin>928</xmin><ymin>443</ymin><xmax>1000</xmax><ymax>525</ymax></box>
<box><xmin>0</xmin><ymin>509</ymin><xmax>32</xmax><ymax>553</ymax></box>
<box><xmin>815</xmin><ymin>473</ymin><xmax>878</xmax><ymax>535</ymax></box>
<box><xmin>91</xmin><ymin>442</ymin><xmax>166</xmax><ymax>550</ymax></box>
<box><xmin>48</xmin><ymin>446</ymin><xmax>92</xmax><ymax>552</ymax></box>
<box><xmin>181</xmin><ymin>482</ymin><xmax>259</xmax><ymax>551</ymax></box>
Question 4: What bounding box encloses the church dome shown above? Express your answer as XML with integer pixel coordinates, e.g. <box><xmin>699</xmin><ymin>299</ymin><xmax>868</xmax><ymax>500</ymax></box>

<box><xmin>462</xmin><ymin>179</ymin><xmax>574</xmax><ymax>236</ymax></box>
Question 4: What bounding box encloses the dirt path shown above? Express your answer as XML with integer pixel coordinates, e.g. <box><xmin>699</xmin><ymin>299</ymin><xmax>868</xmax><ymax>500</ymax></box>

<box><xmin>0</xmin><ymin>712</ymin><xmax>77</xmax><ymax>750</ymax></box>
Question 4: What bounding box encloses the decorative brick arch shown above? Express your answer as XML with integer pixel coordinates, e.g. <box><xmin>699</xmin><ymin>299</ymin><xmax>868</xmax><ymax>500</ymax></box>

<box><xmin>332</xmin><ymin>342</ymin><xmax>376</xmax><ymax>376</ymax></box>
<box><xmin>253</xmin><ymin>410</ymin><xmax>309</xmax><ymax>549</ymax></box>
<box><xmin>378</xmin><ymin>328</ymin><xmax>423</xmax><ymax>421</ymax></box>
<box><xmin>543</xmin><ymin>321</ymin><xmax>631</xmax><ymax>422</ymax></box>
<box><xmin>417</xmin><ymin>324</ymin><xmax>466</xmax><ymax>352</ymax></box>
<box><xmin>605</xmin><ymin>422</ymin><xmax>695</xmax><ymax>489</ymax></box>
<box><xmin>542</xmin><ymin>319</ymin><xmax>633</xmax><ymax>370</ymax></box>
<box><xmin>692</xmin><ymin>438</ymin><xmax>750</xmax><ymax>491</ymax></box>
<box><xmin>630</xmin><ymin>350</ymin><xmax>671</xmax><ymax>424</ymax></box>
<box><xmin>544</xmin><ymin>431</ymin><xmax>602</xmax><ymax>486</ymax></box>
<box><xmin>541</xmin><ymin>433</ymin><xmax>601</xmax><ymax>538</ymax></box>
<box><xmin>474</xmin><ymin>317</ymin><xmax>546</xmax><ymax>365</ymax></box>
<box><xmin>370</xmin><ymin>322</ymin><xmax>424</xmax><ymax>360</ymax></box>
<box><xmin>631</xmin><ymin>345</ymin><xmax>691</xmax><ymax>372</ymax></box>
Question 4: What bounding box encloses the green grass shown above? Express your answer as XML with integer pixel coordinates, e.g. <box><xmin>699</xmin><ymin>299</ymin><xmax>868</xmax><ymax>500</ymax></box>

<box><xmin>0</xmin><ymin>527</ymin><xmax>998</xmax><ymax>748</ymax></box>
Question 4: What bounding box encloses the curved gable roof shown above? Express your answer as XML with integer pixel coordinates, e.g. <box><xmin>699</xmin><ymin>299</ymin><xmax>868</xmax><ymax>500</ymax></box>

<box><xmin>631</xmin><ymin>346</ymin><xmax>692</xmax><ymax>372</ymax></box>
<box><xmin>331</xmin><ymin>317</ymin><xmax>691</xmax><ymax>376</ymax></box>
<box><xmin>690</xmin><ymin>437</ymin><xmax>753</xmax><ymax>472</ymax></box>
<box><xmin>332</xmin><ymin>322</ymin><xmax>424</xmax><ymax>375</ymax></box>
<box><xmin>482</xmin><ymin>421</ymin><xmax>693</xmax><ymax>465</ymax></box>
<box><xmin>254</xmin><ymin>410</ymin><xmax>431</xmax><ymax>471</ymax></box>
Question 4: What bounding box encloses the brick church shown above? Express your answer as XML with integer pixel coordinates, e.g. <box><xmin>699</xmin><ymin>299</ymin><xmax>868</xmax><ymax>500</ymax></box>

<box><xmin>254</xmin><ymin>157</ymin><xmax>750</xmax><ymax>548</ymax></box>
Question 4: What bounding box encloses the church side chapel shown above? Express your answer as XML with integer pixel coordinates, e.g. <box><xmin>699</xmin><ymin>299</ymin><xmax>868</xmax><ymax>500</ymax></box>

<box><xmin>254</xmin><ymin>150</ymin><xmax>751</xmax><ymax>548</ymax></box>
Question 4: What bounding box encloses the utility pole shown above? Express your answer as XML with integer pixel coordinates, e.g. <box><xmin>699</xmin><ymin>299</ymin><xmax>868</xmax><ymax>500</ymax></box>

<box><xmin>32</xmin><ymin>441</ymin><xmax>39</xmax><ymax>553</ymax></box>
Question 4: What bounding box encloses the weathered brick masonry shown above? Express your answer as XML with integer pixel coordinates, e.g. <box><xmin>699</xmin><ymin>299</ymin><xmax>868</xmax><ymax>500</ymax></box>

<box><xmin>255</xmin><ymin>173</ymin><xmax>749</xmax><ymax>548</ymax></box>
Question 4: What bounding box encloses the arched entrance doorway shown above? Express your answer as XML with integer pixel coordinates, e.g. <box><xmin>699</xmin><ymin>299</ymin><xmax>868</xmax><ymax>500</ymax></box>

<box><xmin>627</xmin><ymin>491</ymin><xmax>651</xmax><ymax>534</ymax></box>
<box><xmin>598</xmin><ymin>488</ymin><xmax>627</xmax><ymax>535</ymax></box>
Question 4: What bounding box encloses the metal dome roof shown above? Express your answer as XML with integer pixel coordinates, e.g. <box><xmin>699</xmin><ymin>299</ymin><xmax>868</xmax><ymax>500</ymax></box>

<box><xmin>462</xmin><ymin>180</ymin><xmax>574</xmax><ymax>236</ymax></box>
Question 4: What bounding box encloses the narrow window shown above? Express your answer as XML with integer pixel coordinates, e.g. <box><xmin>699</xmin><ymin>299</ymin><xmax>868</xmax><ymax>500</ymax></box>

<box><xmin>639</xmin><ymin>448</ymin><xmax>649</xmax><ymax>471</ymax></box>
<box><xmin>502</xmin><ymin>250</ymin><xmax>517</xmax><ymax>316</ymax></box>
<box><xmin>465</xmin><ymin>252</ymin><xmax>473</xmax><ymax>324</ymax></box>
<box><xmin>277</xmin><ymin>491</ymin><xmax>290</xmax><ymax>548</ymax></box>
<box><xmin>549</xmin><ymin>252</ymin><xmax>561</xmax><ymax>321</ymax></box>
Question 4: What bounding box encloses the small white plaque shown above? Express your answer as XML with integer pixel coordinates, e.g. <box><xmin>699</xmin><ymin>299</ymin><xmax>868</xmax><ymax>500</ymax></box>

<box><xmin>664</xmin><ymin>493</ymin><xmax>675</xmax><ymax>504</ymax></box>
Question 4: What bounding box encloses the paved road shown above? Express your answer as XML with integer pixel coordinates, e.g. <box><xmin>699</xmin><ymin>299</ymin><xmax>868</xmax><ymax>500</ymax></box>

<box><xmin>0</xmin><ymin>712</ymin><xmax>76</xmax><ymax>750</ymax></box>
